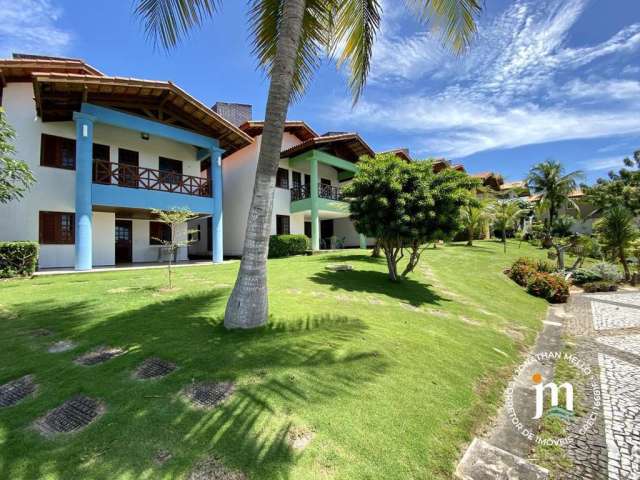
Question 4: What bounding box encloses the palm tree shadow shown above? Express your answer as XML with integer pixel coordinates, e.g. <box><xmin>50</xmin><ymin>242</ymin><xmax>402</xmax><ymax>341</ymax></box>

<box><xmin>310</xmin><ymin>269</ymin><xmax>448</xmax><ymax>307</ymax></box>
<box><xmin>0</xmin><ymin>292</ymin><xmax>386</xmax><ymax>480</ymax></box>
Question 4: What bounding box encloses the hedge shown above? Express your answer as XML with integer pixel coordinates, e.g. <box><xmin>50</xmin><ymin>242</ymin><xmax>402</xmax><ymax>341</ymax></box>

<box><xmin>0</xmin><ymin>241</ymin><xmax>39</xmax><ymax>278</ymax></box>
<box><xmin>268</xmin><ymin>234</ymin><xmax>309</xmax><ymax>258</ymax></box>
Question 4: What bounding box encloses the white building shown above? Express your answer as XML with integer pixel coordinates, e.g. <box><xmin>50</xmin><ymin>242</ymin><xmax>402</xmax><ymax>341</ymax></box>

<box><xmin>190</xmin><ymin>116</ymin><xmax>376</xmax><ymax>257</ymax></box>
<box><xmin>0</xmin><ymin>54</ymin><xmax>252</xmax><ymax>269</ymax></box>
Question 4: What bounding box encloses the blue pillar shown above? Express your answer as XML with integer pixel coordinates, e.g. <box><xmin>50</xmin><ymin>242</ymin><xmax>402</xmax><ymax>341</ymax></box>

<box><xmin>359</xmin><ymin>234</ymin><xmax>367</xmax><ymax>249</ymax></box>
<box><xmin>210</xmin><ymin>146</ymin><xmax>224</xmax><ymax>263</ymax></box>
<box><xmin>73</xmin><ymin>112</ymin><xmax>95</xmax><ymax>270</ymax></box>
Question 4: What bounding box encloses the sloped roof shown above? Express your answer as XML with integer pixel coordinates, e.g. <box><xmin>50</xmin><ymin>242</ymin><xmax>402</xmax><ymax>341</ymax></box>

<box><xmin>32</xmin><ymin>72</ymin><xmax>253</xmax><ymax>155</ymax></box>
<box><xmin>378</xmin><ymin>148</ymin><xmax>412</xmax><ymax>162</ymax></box>
<box><xmin>280</xmin><ymin>132</ymin><xmax>375</xmax><ymax>162</ymax></box>
<box><xmin>240</xmin><ymin>120</ymin><xmax>317</xmax><ymax>142</ymax></box>
<box><xmin>0</xmin><ymin>56</ymin><xmax>103</xmax><ymax>84</ymax></box>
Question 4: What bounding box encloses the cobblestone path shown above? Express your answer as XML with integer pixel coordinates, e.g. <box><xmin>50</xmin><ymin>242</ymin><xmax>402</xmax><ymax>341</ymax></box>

<box><xmin>562</xmin><ymin>291</ymin><xmax>640</xmax><ymax>480</ymax></box>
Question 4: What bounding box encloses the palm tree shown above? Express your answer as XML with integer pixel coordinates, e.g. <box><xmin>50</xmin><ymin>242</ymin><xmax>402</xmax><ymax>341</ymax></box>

<box><xmin>134</xmin><ymin>0</ymin><xmax>482</xmax><ymax>329</ymax></box>
<box><xmin>488</xmin><ymin>200</ymin><xmax>528</xmax><ymax>253</ymax></box>
<box><xmin>595</xmin><ymin>206</ymin><xmax>639</xmax><ymax>281</ymax></box>
<box><xmin>459</xmin><ymin>202</ymin><xmax>489</xmax><ymax>246</ymax></box>
<box><xmin>527</xmin><ymin>160</ymin><xmax>584</xmax><ymax>245</ymax></box>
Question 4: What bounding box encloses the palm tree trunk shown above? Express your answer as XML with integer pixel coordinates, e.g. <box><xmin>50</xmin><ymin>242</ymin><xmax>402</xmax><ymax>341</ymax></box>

<box><xmin>224</xmin><ymin>0</ymin><xmax>306</xmax><ymax>329</ymax></box>
<box><xmin>467</xmin><ymin>226</ymin><xmax>473</xmax><ymax>246</ymax></box>
<box><xmin>503</xmin><ymin>229</ymin><xmax>507</xmax><ymax>254</ymax></box>
<box><xmin>620</xmin><ymin>248</ymin><xmax>631</xmax><ymax>282</ymax></box>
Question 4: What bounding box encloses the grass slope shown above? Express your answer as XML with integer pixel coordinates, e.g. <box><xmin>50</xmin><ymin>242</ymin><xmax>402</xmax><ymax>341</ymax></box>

<box><xmin>0</xmin><ymin>240</ymin><xmax>548</xmax><ymax>479</ymax></box>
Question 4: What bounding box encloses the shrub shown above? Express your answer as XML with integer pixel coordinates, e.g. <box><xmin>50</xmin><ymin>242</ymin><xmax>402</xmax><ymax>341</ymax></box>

<box><xmin>582</xmin><ymin>281</ymin><xmax>618</xmax><ymax>293</ymax></box>
<box><xmin>572</xmin><ymin>268</ymin><xmax>602</xmax><ymax>285</ymax></box>
<box><xmin>0</xmin><ymin>241</ymin><xmax>39</xmax><ymax>278</ymax></box>
<box><xmin>535</xmin><ymin>260</ymin><xmax>556</xmax><ymax>273</ymax></box>
<box><xmin>527</xmin><ymin>272</ymin><xmax>570</xmax><ymax>303</ymax></box>
<box><xmin>590</xmin><ymin>262</ymin><xmax>623</xmax><ymax>283</ymax></box>
<box><xmin>509</xmin><ymin>260</ymin><xmax>537</xmax><ymax>287</ymax></box>
<box><xmin>268</xmin><ymin>234</ymin><xmax>309</xmax><ymax>258</ymax></box>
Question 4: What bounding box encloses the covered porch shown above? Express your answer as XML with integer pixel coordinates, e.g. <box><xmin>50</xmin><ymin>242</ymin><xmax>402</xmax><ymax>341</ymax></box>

<box><xmin>283</xmin><ymin>133</ymin><xmax>374</xmax><ymax>251</ymax></box>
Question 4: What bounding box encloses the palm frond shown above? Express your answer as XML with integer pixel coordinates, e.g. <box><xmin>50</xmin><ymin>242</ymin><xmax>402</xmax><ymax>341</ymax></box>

<box><xmin>249</xmin><ymin>0</ymin><xmax>333</xmax><ymax>102</ymax></box>
<box><xmin>333</xmin><ymin>0</ymin><xmax>382</xmax><ymax>103</ymax></box>
<box><xmin>405</xmin><ymin>0</ymin><xmax>481</xmax><ymax>52</ymax></box>
<box><xmin>134</xmin><ymin>0</ymin><xmax>220</xmax><ymax>49</ymax></box>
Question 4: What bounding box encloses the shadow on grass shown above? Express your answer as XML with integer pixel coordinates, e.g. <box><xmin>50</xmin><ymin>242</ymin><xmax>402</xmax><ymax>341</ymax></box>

<box><xmin>314</xmin><ymin>253</ymin><xmax>385</xmax><ymax>264</ymax></box>
<box><xmin>310</xmin><ymin>269</ymin><xmax>448</xmax><ymax>307</ymax></box>
<box><xmin>0</xmin><ymin>290</ymin><xmax>386</xmax><ymax>480</ymax></box>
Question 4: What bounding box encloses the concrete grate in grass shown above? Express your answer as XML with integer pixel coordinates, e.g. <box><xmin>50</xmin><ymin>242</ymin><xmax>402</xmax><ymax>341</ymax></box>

<box><xmin>35</xmin><ymin>395</ymin><xmax>104</xmax><ymax>436</ymax></box>
<box><xmin>182</xmin><ymin>382</ymin><xmax>235</xmax><ymax>409</ymax></box>
<box><xmin>0</xmin><ymin>375</ymin><xmax>37</xmax><ymax>408</ymax></box>
<box><xmin>134</xmin><ymin>357</ymin><xmax>176</xmax><ymax>380</ymax></box>
<box><xmin>74</xmin><ymin>346</ymin><xmax>124</xmax><ymax>366</ymax></box>
<box><xmin>47</xmin><ymin>340</ymin><xmax>76</xmax><ymax>353</ymax></box>
<box><xmin>188</xmin><ymin>457</ymin><xmax>247</xmax><ymax>480</ymax></box>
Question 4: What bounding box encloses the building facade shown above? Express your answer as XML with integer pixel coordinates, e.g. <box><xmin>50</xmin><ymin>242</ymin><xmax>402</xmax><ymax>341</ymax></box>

<box><xmin>0</xmin><ymin>55</ymin><xmax>252</xmax><ymax>269</ymax></box>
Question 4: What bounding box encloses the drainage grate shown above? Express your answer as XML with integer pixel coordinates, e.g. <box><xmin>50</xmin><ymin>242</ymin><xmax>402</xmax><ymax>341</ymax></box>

<box><xmin>74</xmin><ymin>346</ymin><xmax>124</xmax><ymax>366</ymax></box>
<box><xmin>183</xmin><ymin>382</ymin><xmax>235</xmax><ymax>409</ymax></box>
<box><xmin>36</xmin><ymin>395</ymin><xmax>104</xmax><ymax>435</ymax></box>
<box><xmin>0</xmin><ymin>375</ymin><xmax>37</xmax><ymax>407</ymax></box>
<box><xmin>48</xmin><ymin>340</ymin><xmax>76</xmax><ymax>353</ymax></box>
<box><xmin>30</xmin><ymin>328</ymin><xmax>53</xmax><ymax>337</ymax></box>
<box><xmin>134</xmin><ymin>357</ymin><xmax>176</xmax><ymax>380</ymax></box>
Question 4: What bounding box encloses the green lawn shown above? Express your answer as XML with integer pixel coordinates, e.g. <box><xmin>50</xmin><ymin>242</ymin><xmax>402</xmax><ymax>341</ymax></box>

<box><xmin>0</xmin><ymin>240</ymin><xmax>549</xmax><ymax>480</ymax></box>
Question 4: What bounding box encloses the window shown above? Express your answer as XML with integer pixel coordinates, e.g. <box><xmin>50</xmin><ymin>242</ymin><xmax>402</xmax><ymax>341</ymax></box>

<box><xmin>39</xmin><ymin>211</ymin><xmax>74</xmax><ymax>244</ymax></box>
<box><xmin>189</xmin><ymin>224</ymin><xmax>201</xmax><ymax>242</ymax></box>
<box><xmin>292</xmin><ymin>171</ymin><xmax>301</xmax><ymax>188</ymax></box>
<box><xmin>40</xmin><ymin>134</ymin><xmax>75</xmax><ymax>169</ymax></box>
<box><xmin>304</xmin><ymin>174</ymin><xmax>311</xmax><ymax>185</ymax></box>
<box><xmin>276</xmin><ymin>215</ymin><xmax>290</xmax><ymax>235</ymax></box>
<box><xmin>93</xmin><ymin>144</ymin><xmax>110</xmax><ymax>162</ymax></box>
<box><xmin>321</xmin><ymin>178</ymin><xmax>331</xmax><ymax>186</ymax></box>
<box><xmin>118</xmin><ymin>149</ymin><xmax>139</xmax><ymax>187</ymax></box>
<box><xmin>159</xmin><ymin>157</ymin><xmax>183</xmax><ymax>184</ymax></box>
<box><xmin>276</xmin><ymin>168</ymin><xmax>289</xmax><ymax>189</ymax></box>
<box><xmin>115</xmin><ymin>223</ymin><xmax>131</xmax><ymax>241</ymax></box>
<box><xmin>149</xmin><ymin>221</ymin><xmax>172</xmax><ymax>245</ymax></box>
<box><xmin>207</xmin><ymin>217</ymin><xmax>212</xmax><ymax>251</ymax></box>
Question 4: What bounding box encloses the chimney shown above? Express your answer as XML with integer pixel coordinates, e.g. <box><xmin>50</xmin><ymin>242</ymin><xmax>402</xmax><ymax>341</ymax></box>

<box><xmin>212</xmin><ymin>102</ymin><xmax>252</xmax><ymax>127</ymax></box>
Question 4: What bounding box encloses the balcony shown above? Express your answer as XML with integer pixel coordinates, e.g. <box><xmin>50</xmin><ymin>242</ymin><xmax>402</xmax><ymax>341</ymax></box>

<box><xmin>93</xmin><ymin>160</ymin><xmax>211</xmax><ymax>198</ymax></box>
<box><xmin>290</xmin><ymin>183</ymin><xmax>343</xmax><ymax>201</ymax></box>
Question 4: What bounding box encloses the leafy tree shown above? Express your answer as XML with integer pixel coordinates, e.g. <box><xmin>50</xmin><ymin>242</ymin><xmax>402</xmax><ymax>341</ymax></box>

<box><xmin>551</xmin><ymin>215</ymin><xmax>575</xmax><ymax>238</ymax></box>
<box><xmin>487</xmin><ymin>200</ymin><xmax>528</xmax><ymax>253</ymax></box>
<box><xmin>345</xmin><ymin>154</ymin><xmax>478</xmax><ymax>281</ymax></box>
<box><xmin>594</xmin><ymin>205</ymin><xmax>639</xmax><ymax>281</ymax></box>
<box><xmin>527</xmin><ymin>160</ymin><xmax>584</xmax><ymax>244</ymax></box>
<box><xmin>584</xmin><ymin>150</ymin><xmax>640</xmax><ymax>215</ymax></box>
<box><xmin>151</xmin><ymin>208</ymin><xmax>198</xmax><ymax>289</ymax></box>
<box><xmin>459</xmin><ymin>201</ymin><xmax>489</xmax><ymax>246</ymax></box>
<box><xmin>134</xmin><ymin>0</ymin><xmax>482</xmax><ymax>329</ymax></box>
<box><xmin>0</xmin><ymin>108</ymin><xmax>35</xmax><ymax>204</ymax></box>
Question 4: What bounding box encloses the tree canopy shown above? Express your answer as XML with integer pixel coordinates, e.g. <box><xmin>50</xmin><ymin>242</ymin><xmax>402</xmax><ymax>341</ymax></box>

<box><xmin>0</xmin><ymin>108</ymin><xmax>35</xmax><ymax>204</ymax></box>
<box><xmin>345</xmin><ymin>153</ymin><xmax>479</xmax><ymax>280</ymax></box>
<box><xmin>584</xmin><ymin>150</ymin><xmax>640</xmax><ymax>215</ymax></box>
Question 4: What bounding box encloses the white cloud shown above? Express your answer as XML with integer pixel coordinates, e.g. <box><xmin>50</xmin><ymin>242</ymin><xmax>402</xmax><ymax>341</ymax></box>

<box><xmin>581</xmin><ymin>156</ymin><xmax>627</xmax><ymax>172</ymax></box>
<box><xmin>331</xmin><ymin>0</ymin><xmax>640</xmax><ymax>158</ymax></box>
<box><xmin>0</xmin><ymin>0</ymin><xmax>71</xmax><ymax>58</ymax></box>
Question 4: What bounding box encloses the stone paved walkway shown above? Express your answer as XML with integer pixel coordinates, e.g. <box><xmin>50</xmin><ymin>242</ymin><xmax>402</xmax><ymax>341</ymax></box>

<box><xmin>561</xmin><ymin>291</ymin><xmax>640</xmax><ymax>480</ymax></box>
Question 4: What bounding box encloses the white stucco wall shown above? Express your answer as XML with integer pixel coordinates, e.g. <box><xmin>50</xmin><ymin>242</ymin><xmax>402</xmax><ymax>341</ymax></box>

<box><xmin>131</xmin><ymin>219</ymin><xmax>188</xmax><ymax>263</ymax></box>
<box><xmin>0</xmin><ymin>82</ymin><xmax>201</xmax><ymax>268</ymax></box>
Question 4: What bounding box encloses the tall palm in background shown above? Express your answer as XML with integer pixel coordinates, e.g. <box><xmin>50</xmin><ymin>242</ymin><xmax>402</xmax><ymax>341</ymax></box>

<box><xmin>134</xmin><ymin>0</ymin><xmax>482</xmax><ymax>329</ymax></box>
<box><xmin>527</xmin><ymin>160</ymin><xmax>584</xmax><ymax>243</ymax></box>
<box><xmin>595</xmin><ymin>205</ymin><xmax>639</xmax><ymax>281</ymax></box>
<box><xmin>459</xmin><ymin>202</ymin><xmax>489</xmax><ymax>246</ymax></box>
<box><xmin>488</xmin><ymin>200</ymin><xmax>528</xmax><ymax>253</ymax></box>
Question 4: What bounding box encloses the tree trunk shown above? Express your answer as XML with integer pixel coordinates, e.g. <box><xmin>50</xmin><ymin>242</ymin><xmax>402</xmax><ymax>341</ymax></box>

<box><xmin>224</xmin><ymin>0</ymin><xmax>306</xmax><ymax>329</ymax></box>
<box><xmin>620</xmin><ymin>248</ymin><xmax>631</xmax><ymax>282</ymax></box>
<box><xmin>502</xmin><ymin>229</ymin><xmax>507</xmax><ymax>254</ymax></box>
<box><xmin>372</xmin><ymin>240</ymin><xmax>381</xmax><ymax>258</ymax></box>
<box><xmin>467</xmin><ymin>226</ymin><xmax>473</xmax><ymax>246</ymax></box>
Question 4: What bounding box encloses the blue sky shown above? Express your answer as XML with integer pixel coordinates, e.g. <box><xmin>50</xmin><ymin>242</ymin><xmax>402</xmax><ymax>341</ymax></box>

<box><xmin>1</xmin><ymin>0</ymin><xmax>639</xmax><ymax>182</ymax></box>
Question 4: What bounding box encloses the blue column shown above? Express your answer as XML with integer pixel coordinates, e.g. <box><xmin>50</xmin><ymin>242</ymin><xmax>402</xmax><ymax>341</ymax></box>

<box><xmin>73</xmin><ymin>112</ymin><xmax>95</xmax><ymax>270</ymax></box>
<box><xmin>210</xmin><ymin>146</ymin><xmax>224</xmax><ymax>263</ymax></box>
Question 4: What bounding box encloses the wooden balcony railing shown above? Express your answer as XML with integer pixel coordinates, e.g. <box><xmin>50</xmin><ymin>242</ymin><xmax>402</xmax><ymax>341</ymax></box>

<box><xmin>92</xmin><ymin>160</ymin><xmax>212</xmax><ymax>198</ymax></box>
<box><xmin>290</xmin><ymin>183</ymin><xmax>343</xmax><ymax>202</ymax></box>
